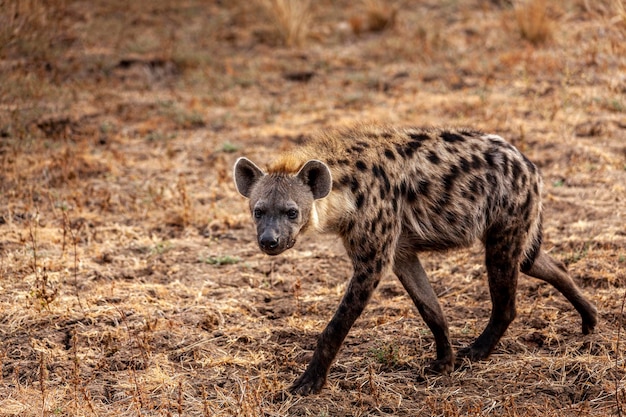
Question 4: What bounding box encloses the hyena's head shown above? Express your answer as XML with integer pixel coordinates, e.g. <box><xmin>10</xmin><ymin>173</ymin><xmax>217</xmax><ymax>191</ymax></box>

<box><xmin>233</xmin><ymin>157</ymin><xmax>332</xmax><ymax>256</ymax></box>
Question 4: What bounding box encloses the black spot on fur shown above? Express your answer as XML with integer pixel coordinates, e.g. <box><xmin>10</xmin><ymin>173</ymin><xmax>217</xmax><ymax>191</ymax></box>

<box><xmin>459</xmin><ymin>157</ymin><xmax>471</xmax><ymax>173</ymax></box>
<box><xmin>408</xmin><ymin>132</ymin><xmax>430</xmax><ymax>141</ymax></box>
<box><xmin>511</xmin><ymin>160</ymin><xmax>522</xmax><ymax>180</ymax></box>
<box><xmin>484</xmin><ymin>149</ymin><xmax>497</xmax><ymax>168</ymax></box>
<box><xmin>395</xmin><ymin>144</ymin><xmax>406</xmax><ymax>158</ymax></box>
<box><xmin>356</xmin><ymin>160</ymin><xmax>368</xmax><ymax>171</ymax></box>
<box><xmin>400</xmin><ymin>180</ymin><xmax>408</xmax><ymax>196</ymax></box>
<box><xmin>486</xmin><ymin>173</ymin><xmax>498</xmax><ymax>189</ymax></box>
<box><xmin>443</xmin><ymin>165</ymin><xmax>460</xmax><ymax>191</ymax></box>
<box><xmin>519</xmin><ymin>173</ymin><xmax>527</xmax><ymax>188</ymax></box>
<box><xmin>441</xmin><ymin>132</ymin><xmax>465</xmax><ymax>143</ymax></box>
<box><xmin>417</xmin><ymin>179</ymin><xmax>430</xmax><ymax>197</ymax></box>
<box><xmin>376</xmin><ymin>209</ymin><xmax>384</xmax><ymax>224</ymax></box>
<box><xmin>501</xmin><ymin>156</ymin><xmax>510</xmax><ymax>177</ymax></box>
<box><xmin>427</xmin><ymin>151</ymin><xmax>441</xmax><ymax>165</ymax></box>
<box><xmin>471</xmin><ymin>154</ymin><xmax>484</xmax><ymax>170</ymax></box>
<box><xmin>384</xmin><ymin>148</ymin><xmax>396</xmax><ymax>160</ymax></box>
<box><xmin>469</xmin><ymin>177</ymin><xmax>484</xmax><ymax>195</ymax></box>
<box><xmin>372</xmin><ymin>164</ymin><xmax>380</xmax><ymax>177</ymax></box>
<box><xmin>393</xmin><ymin>184</ymin><xmax>401</xmax><ymax>199</ymax></box>
<box><xmin>350</xmin><ymin>145</ymin><xmax>365</xmax><ymax>153</ymax></box>
<box><xmin>404</xmin><ymin>140</ymin><xmax>423</xmax><ymax>158</ymax></box>
<box><xmin>356</xmin><ymin>193</ymin><xmax>365</xmax><ymax>209</ymax></box>
<box><xmin>338</xmin><ymin>159</ymin><xmax>349</xmax><ymax>166</ymax></box>
<box><xmin>436</xmin><ymin>192</ymin><xmax>451</xmax><ymax>209</ymax></box>
<box><xmin>379</xmin><ymin>167</ymin><xmax>391</xmax><ymax>193</ymax></box>
<box><xmin>406</xmin><ymin>185</ymin><xmax>418</xmax><ymax>203</ymax></box>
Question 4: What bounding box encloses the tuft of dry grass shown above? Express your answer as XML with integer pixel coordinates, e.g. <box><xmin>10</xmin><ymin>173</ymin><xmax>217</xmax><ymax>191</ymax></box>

<box><xmin>514</xmin><ymin>0</ymin><xmax>552</xmax><ymax>45</ymax></box>
<box><xmin>613</xmin><ymin>0</ymin><xmax>626</xmax><ymax>29</ymax></box>
<box><xmin>256</xmin><ymin>0</ymin><xmax>313</xmax><ymax>47</ymax></box>
<box><xmin>0</xmin><ymin>0</ymin><xmax>67</xmax><ymax>61</ymax></box>
<box><xmin>349</xmin><ymin>0</ymin><xmax>397</xmax><ymax>35</ymax></box>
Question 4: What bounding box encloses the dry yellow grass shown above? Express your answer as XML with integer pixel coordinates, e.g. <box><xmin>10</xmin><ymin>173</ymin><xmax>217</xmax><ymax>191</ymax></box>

<box><xmin>256</xmin><ymin>0</ymin><xmax>313</xmax><ymax>47</ymax></box>
<box><xmin>514</xmin><ymin>0</ymin><xmax>553</xmax><ymax>45</ymax></box>
<box><xmin>0</xmin><ymin>0</ymin><xmax>625</xmax><ymax>416</ymax></box>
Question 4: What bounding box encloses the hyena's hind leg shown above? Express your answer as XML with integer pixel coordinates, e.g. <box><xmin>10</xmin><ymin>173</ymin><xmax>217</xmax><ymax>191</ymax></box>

<box><xmin>522</xmin><ymin>250</ymin><xmax>598</xmax><ymax>334</ymax></box>
<box><xmin>393</xmin><ymin>252</ymin><xmax>454</xmax><ymax>374</ymax></box>
<box><xmin>458</xmin><ymin>225</ymin><xmax>523</xmax><ymax>362</ymax></box>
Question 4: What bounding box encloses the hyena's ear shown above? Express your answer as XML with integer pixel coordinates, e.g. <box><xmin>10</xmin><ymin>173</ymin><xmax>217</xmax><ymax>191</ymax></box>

<box><xmin>234</xmin><ymin>157</ymin><xmax>265</xmax><ymax>198</ymax></box>
<box><xmin>296</xmin><ymin>160</ymin><xmax>332</xmax><ymax>200</ymax></box>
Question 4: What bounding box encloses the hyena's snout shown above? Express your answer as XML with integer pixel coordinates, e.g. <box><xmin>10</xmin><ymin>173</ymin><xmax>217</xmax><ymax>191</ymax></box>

<box><xmin>257</xmin><ymin>225</ymin><xmax>294</xmax><ymax>256</ymax></box>
<box><xmin>258</xmin><ymin>230</ymin><xmax>280</xmax><ymax>252</ymax></box>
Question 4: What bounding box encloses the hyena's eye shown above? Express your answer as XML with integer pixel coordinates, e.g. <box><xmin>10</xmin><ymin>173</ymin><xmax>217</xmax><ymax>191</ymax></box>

<box><xmin>254</xmin><ymin>208</ymin><xmax>263</xmax><ymax>218</ymax></box>
<box><xmin>287</xmin><ymin>209</ymin><xmax>299</xmax><ymax>219</ymax></box>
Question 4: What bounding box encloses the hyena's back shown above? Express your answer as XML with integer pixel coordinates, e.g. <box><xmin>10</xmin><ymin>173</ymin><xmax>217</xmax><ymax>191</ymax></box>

<box><xmin>271</xmin><ymin>124</ymin><xmax>543</xmax><ymax>259</ymax></box>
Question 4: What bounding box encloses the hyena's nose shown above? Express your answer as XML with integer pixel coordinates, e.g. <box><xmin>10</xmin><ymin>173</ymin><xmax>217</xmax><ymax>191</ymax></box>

<box><xmin>259</xmin><ymin>235</ymin><xmax>280</xmax><ymax>250</ymax></box>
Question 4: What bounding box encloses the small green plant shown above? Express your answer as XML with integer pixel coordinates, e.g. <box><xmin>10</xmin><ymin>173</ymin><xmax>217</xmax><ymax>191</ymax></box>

<box><xmin>221</xmin><ymin>142</ymin><xmax>240</xmax><ymax>153</ymax></box>
<box><xmin>152</xmin><ymin>241</ymin><xmax>172</xmax><ymax>255</ymax></box>
<box><xmin>370</xmin><ymin>342</ymin><xmax>399</xmax><ymax>368</ymax></box>
<box><xmin>564</xmin><ymin>242</ymin><xmax>592</xmax><ymax>265</ymax></box>
<box><xmin>203</xmin><ymin>255</ymin><xmax>241</xmax><ymax>266</ymax></box>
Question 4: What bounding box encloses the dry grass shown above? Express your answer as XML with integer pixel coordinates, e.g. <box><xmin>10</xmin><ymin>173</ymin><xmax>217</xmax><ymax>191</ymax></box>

<box><xmin>514</xmin><ymin>0</ymin><xmax>553</xmax><ymax>45</ymax></box>
<box><xmin>0</xmin><ymin>0</ymin><xmax>67</xmax><ymax>62</ymax></box>
<box><xmin>256</xmin><ymin>0</ymin><xmax>313</xmax><ymax>47</ymax></box>
<box><xmin>613</xmin><ymin>0</ymin><xmax>626</xmax><ymax>29</ymax></box>
<box><xmin>0</xmin><ymin>0</ymin><xmax>625</xmax><ymax>415</ymax></box>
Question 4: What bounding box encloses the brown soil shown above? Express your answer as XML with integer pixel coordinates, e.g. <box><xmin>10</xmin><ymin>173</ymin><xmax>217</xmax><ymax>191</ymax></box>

<box><xmin>1</xmin><ymin>0</ymin><xmax>625</xmax><ymax>415</ymax></box>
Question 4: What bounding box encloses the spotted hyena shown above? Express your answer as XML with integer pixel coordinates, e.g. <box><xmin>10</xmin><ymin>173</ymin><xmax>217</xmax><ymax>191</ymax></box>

<box><xmin>233</xmin><ymin>124</ymin><xmax>597</xmax><ymax>396</ymax></box>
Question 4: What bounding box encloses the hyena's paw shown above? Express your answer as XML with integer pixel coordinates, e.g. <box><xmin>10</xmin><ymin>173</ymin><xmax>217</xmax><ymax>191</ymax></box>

<box><xmin>582</xmin><ymin>307</ymin><xmax>598</xmax><ymax>335</ymax></box>
<box><xmin>456</xmin><ymin>343</ymin><xmax>491</xmax><ymax>363</ymax></box>
<box><xmin>426</xmin><ymin>355</ymin><xmax>454</xmax><ymax>375</ymax></box>
<box><xmin>288</xmin><ymin>370</ymin><xmax>326</xmax><ymax>396</ymax></box>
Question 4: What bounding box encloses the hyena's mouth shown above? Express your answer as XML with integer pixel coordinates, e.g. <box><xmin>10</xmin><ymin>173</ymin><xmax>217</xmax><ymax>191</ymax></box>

<box><xmin>259</xmin><ymin>238</ymin><xmax>296</xmax><ymax>256</ymax></box>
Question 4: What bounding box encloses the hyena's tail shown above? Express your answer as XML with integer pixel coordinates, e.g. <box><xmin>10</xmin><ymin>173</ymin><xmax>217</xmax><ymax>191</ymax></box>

<box><xmin>520</xmin><ymin>223</ymin><xmax>542</xmax><ymax>273</ymax></box>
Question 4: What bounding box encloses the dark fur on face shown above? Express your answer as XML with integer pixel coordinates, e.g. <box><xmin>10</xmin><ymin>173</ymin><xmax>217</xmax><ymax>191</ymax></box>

<box><xmin>234</xmin><ymin>158</ymin><xmax>331</xmax><ymax>255</ymax></box>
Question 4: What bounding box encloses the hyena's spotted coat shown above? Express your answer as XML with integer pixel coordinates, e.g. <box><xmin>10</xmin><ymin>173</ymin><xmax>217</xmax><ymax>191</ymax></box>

<box><xmin>233</xmin><ymin>124</ymin><xmax>597</xmax><ymax>396</ymax></box>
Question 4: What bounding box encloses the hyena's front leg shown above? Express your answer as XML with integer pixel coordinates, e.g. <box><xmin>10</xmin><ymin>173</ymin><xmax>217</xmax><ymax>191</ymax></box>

<box><xmin>289</xmin><ymin>239</ymin><xmax>393</xmax><ymax>395</ymax></box>
<box><xmin>393</xmin><ymin>252</ymin><xmax>454</xmax><ymax>373</ymax></box>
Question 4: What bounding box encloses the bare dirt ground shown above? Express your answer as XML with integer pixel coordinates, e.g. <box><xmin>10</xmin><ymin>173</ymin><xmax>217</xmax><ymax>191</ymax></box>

<box><xmin>1</xmin><ymin>0</ymin><xmax>625</xmax><ymax>415</ymax></box>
